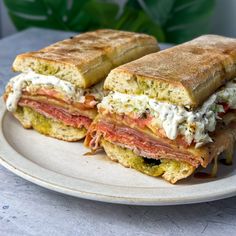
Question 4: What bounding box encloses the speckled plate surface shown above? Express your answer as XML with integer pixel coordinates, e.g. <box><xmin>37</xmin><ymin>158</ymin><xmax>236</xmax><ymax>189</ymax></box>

<box><xmin>1</xmin><ymin>98</ymin><xmax>236</xmax><ymax>205</ymax></box>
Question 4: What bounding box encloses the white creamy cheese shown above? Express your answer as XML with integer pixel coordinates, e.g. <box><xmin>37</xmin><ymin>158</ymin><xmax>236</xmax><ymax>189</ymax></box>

<box><xmin>99</xmin><ymin>78</ymin><xmax>236</xmax><ymax>147</ymax></box>
<box><xmin>5</xmin><ymin>71</ymin><xmax>104</xmax><ymax>112</ymax></box>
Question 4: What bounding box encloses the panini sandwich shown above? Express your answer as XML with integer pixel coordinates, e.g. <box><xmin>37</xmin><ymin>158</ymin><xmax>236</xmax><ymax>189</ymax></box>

<box><xmin>3</xmin><ymin>29</ymin><xmax>159</xmax><ymax>141</ymax></box>
<box><xmin>85</xmin><ymin>35</ymin><xmax>236</xmax><ymax>183</ymax></box>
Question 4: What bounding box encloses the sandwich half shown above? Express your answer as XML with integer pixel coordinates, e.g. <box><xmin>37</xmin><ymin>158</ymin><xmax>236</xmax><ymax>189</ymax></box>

<box><xmin>3</xmin><ymin>29</ymin><xmax>159</xmax><ymax>141</ymax></box>
<box><xmin>85</xmin><ymin>35</ymin><xmax>236</xmax><ymax>183</ymax></box>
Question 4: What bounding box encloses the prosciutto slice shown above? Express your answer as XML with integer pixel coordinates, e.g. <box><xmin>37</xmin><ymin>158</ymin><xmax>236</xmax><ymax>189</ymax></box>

<box><xmin>86</xmin><ymin>118</ymin><xmax>236</xmax><ymax>168</ymax></box>
<box><xmin>86</xmin><ymin>120</ymin><xmax>203</xmax><ymax>167</ymax></box>
<box><xmin>19</xmin><ymin>98</ymin><xmax>92</xmax><ymax>129</ymax></box>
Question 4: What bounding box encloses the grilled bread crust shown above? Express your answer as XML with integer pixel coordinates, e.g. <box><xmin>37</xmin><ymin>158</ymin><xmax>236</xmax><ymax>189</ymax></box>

<box><xmin>104</xmin><ymin>35</ymin><xmax>236</xmax><ymax>108</ymax></box>
<box><xmin>13</xmin><ymin>29</ymin><xmax>159</xmax><ymax>89</ymax></box>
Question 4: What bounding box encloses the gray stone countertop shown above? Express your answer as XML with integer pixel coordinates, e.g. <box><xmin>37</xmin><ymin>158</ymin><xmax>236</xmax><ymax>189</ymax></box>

<box><xmin>0</xmin><ymin>28</ymin><xmax>236</xmax><ymax>236</ymax></box>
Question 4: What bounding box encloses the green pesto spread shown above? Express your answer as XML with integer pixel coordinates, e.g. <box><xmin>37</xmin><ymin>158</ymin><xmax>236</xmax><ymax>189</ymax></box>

<box><xmin>16</xmin><ymin>106</ymin><xmax>52</xmax><ymax>135</ymax></box>
<box><xmin>102</xmin><ymin>140</ymin><xmax>192</xmax><ymax>178</ymax></box>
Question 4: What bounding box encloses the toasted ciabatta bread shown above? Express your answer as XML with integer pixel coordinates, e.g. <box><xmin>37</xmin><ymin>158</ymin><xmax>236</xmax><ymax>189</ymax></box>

<box><xmin>104</xmin><ymin>35</ymin><xmax>236</xmax><ymax>108</ymax></box>
<box><xmin>14</xmin><ymin>106</ymin><xmax>86</xmax><ymax>141</ymax></box>
<box><xmin>13</xmin><ymin>29</ymin><xmax>159</xmax><ymax>89</ymax></box>
<box><xmin>101</xmin><ymin>139</ymin><xmax>195</xmax><ymax>184</ymax></box>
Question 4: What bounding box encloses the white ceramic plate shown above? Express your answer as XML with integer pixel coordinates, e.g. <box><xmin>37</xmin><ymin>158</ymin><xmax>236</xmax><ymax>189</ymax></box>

<box><xmin>1</xmin><ymin>98</ymin><xmax>236</xmax><ymax>205</ymax></box>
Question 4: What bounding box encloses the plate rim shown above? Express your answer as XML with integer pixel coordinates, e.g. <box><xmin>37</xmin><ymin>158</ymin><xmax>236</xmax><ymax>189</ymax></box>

<box><xmin>1</xmin><ymin>97</ymin><xmax>236</xmax><ymax>205</ymax></box>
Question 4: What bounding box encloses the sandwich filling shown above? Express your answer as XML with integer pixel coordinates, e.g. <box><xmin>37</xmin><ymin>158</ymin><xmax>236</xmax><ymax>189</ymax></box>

<box><xmin>5</xmin><ymin>71</ymin><xmax>104</xmax><ymax>129</ymax></box>
<box><xmin>85</xmin><ymin>34</ymin><xmax>236</xmax><ymax>183</ymax></box>
<box><xmin>85</xmin><ymin>79</ymin><xmax>236</xmax><ymax>176</ymax></box>
<box><xmin>98</xmin><ymin>78</ymin><xmax>236</xmax><ymax>148</ymax></box>
<box><xmin>101</xmin><ymin>139</ymin><xmax>195</xmax><ymax>184</ymax></box>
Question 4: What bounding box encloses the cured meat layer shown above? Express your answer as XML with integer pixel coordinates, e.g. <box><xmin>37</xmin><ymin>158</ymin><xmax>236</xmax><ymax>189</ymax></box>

<box><xmin>19</xmin><ymin>99</ymin><xmax>92</xmax><ymax>129</ymax></box>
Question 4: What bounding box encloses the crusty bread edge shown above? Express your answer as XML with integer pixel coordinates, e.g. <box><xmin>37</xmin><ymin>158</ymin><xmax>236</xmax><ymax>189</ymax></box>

<box><xmin>13</xmin><ymin>107</ymin><xmax>87</xmax><ymax>141</ymax></box>
<box><xmin>104</xmin><ymin>66</ymin><xmax>194</xmax><ymax>107</ymax></box>
<box><xmin>12</xmin><ymin>43</ymin><xmax>159</xmax><ymax>89</ymax></box>
<box><xmin>101</xmin><ymin>139</ymin><xmax>195</xmax><ymax>184</ymax></box>
<box><xmin>104</xmin><ymin>34</ymin><xmax>236</xmax><ymax>108</ymax></box>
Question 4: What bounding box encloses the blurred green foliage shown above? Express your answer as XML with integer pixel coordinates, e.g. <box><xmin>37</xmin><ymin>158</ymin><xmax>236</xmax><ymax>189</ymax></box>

<box><xmin>3</xmin><ymin>0</ymin><xmax>215</xmax><ymax>43</ymax></box>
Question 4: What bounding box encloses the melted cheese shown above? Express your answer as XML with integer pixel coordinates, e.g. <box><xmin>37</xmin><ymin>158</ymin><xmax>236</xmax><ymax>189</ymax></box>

<box><xmin>99</xmin><ymin>78</ymin><xmax>236</xmax><ymax>147</ymax></box>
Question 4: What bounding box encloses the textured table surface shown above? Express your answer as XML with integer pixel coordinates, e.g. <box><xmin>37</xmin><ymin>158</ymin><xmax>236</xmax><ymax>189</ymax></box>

<box><xmin>1</xmin><ymin>28</ymin><xmax>236</xmax><ymax>236</ymax></box>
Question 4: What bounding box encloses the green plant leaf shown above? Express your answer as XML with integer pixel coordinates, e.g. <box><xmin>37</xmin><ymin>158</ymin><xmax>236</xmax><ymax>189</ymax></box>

<box><xmin>66</xmin><ymin>0</ymin><xmax>119</xmax><ymax>31</ymax></box>
<box><xmin>3</xmin><ymin>0</ymin><xmax>119</xmax><ymax>32</ymax></box>
<box><xmin>137</xmin><ymin>0</ymin><xmax>175</xmax><ymax>25</ymax></box>
<box><xmin>125</xmin><ymin>0</ymin><xmax>143</xmax><ymax>9</ymax></box>
<box><xmin>167</xmin><ymin>0</ymin><xmax>215</xmax><ymax>26</ymax></box>
<box><xmin>82</xmin><ymin>0</ymin><xmax>119</xmax><ymax>29</ymax></box>
<box><xmin>116</xmin><ymin>0</ymin><xmax>165</xmax><ymax>41</ymax></box>
<box><xmin>4</xmin><ymin>0</ymin><xmax>66</xmax><ymax>30</ymax></box>
<box><xmin>44</xmin><ymin>0</ymin><xmax>68</xmax><ymax>17</ymax></box>
<box><xmin>3</xmin><ymin>0</ymin><xmax>47</xmax><ymax>15</ymax></box>
<box><xmin>65</xmin><ymin>0</ymin><xmax>90</xmax><ymax>29</ymax></box>
<box><xmin>165</xmin><ymin>19</ymin><xmax>211</xmax><ymax>44</ymax></box>
<box><xmin>118</xmin><ymin>0</ymin><xmax>215</xmax><ymax>43</ymax></box>
<box><xmin>7</xmin><ymin>11</ymin><xmax>62</xmax><ymax>31</ymax></box>
<box><xmin>3</xmin><ymin>0</ymin><xmax>216</xmax><ymax>43</ymax></box>
<box><xmin>164</xmin><ymin>0</ymin><xmax>216</xmax><ymax>43</ymax></box>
